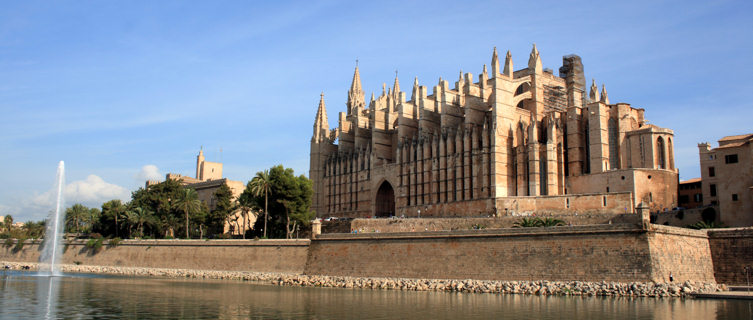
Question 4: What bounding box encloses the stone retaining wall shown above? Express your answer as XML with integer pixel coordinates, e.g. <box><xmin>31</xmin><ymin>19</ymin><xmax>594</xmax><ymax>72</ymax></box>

<box><xmin>306</xmin><ymin>224</ymin><xmax>716</xmax><ymax>283</ymax></box>
<box><xmin>0</xmin><ymin>224</ymin><xmax>725</xmax><ymax>285</ymax></box>
<box><xmin>707</xmin><ymin>227</ymin><xmax>753</xmax><ymax>285</ymax></box>
<box><xmin>0</xmin><ymin>239</ymin><xmax>309</xmax><ymax>273</ymax></box>
<box><xmin>646</xmin><ymin>225</ymin><xmax>716</xmax><ymax>283</ymax></box>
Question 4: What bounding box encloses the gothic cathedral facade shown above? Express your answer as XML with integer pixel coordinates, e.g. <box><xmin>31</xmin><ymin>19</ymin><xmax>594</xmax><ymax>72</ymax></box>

<box><xmin>310</xmin><ymin>46</ymin><xmax>678</xmax><ymax>218</ymax></box>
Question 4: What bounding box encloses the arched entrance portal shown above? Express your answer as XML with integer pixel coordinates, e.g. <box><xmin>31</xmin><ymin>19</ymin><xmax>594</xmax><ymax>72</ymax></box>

<box><xmin>375</xmin><ymin>181</ymin><xmax>395</xmax><ymax>218</ymax></box>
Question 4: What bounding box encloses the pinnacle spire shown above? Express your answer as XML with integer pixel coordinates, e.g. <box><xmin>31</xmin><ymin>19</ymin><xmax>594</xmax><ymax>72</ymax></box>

<box><xmin>528</xmin><ymin>43</ymin><xmax>542</xmax><ymax>73</ymax></box>
<box><xmin>589</xmin><ymin>79</ymin><xmax>599</xmax><ymax>101</ymax></box>
<box><xmin>412</xmin><ymin>77</ymin><xmax>419</xmax><ymax>101</ymax></box>
<box><xmin>503</xmin><ymin>50</ymin><xmax>513</xmax><ymax>77</ymax></box>
<box><xmin>393</xmin><ymin>70</ymin><xmax>400</xmax><ymax>98</ymax></box>
<box><xmin>347</xmin><ymin>64</ymin><xmax>365</xmax><ymax>115</ymax></box>
<box><xmin>600</xmin><ymin>84</ymin><xmax>609</xmax><ymax>104</ymax></box>
<box><xmin>491</xmin><ymin>47</ymin><xmax>500</xmax><ymax>76</ymax></box>
<box><xmin>313</xmin><ymin>92</ymin><xmax>329</xmax><ymax>142</ymax></box>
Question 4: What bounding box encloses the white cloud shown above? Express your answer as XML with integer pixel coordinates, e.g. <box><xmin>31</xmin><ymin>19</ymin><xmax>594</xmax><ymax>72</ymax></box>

<box><xmin>135</xmin><ymin>164</ymin><xmax>162</xmax><ymax>183</ymax></box>
<box><xmin>29</xmin><ymin>175</ymin><xmax>131</xmax><ymax>211</ymax></box>
<box><xmin>0</xmin><ymin>204</ymin><xmax>20</xmax><ymax>216</ymax></box>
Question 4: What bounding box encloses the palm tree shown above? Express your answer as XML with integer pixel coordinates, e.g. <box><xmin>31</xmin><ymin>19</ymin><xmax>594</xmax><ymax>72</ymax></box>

<box><xmin>4</xmin><ymin>215</ymin><xmax>13</xmax><ymax>233</ymax></box>
<box><xmin>249</xmin><ymin>170</ymin><xmax>271</xmax><ymax>238</ymax></box>
<box><xmin>513</xmin><ymin>217</ymin><xmax>540</xmax><ymax>228</ymax></box>
<box><xmin>236</xmin><ymin>205</ymin><xmax>252</xmax><ymax>239</ymax></box>
<box><xmin>688</xmin><ymin>220</ymin><xmax>725</xmax><ymax>229</ymax></box>
<box><xmin>172</xmin><ymin>188</ymin><xmax>202</xmax><ymax>239</ymax></box>
<box><xmin>539</xmin><ymin>218</ymin><xmax>566</xmax><ymax>227</ymax></box>
<box><xmin>65</xmin><ymin>204</ymin><xmax>89</xmax><ymax>234</ymax></box>
<box><xmin>126</xmin><ymin>207</ymin><xmax>153</xmax><ymax>238</ymax></box>
<box><xmin>102</xmin><ymin>200</ymin><xmax>126</xmax><ymax>237</ymax></box>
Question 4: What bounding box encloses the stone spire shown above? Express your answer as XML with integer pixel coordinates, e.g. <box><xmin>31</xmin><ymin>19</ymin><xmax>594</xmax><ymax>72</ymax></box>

<box><xmin>600</xmin><ymin>84</ymin><xmax>609</xmax><ymax>104</ymax></box>
<box><xmin>503</xmin><ymin>50</ymin><xmax>513</xmax><ymax>78</ymax></box>
<box><xmin>482</xmin><ymin>64</ymin><xmax>488</xmax><ymax>79</ymax></box>
<box><xmin>491</xmin><ymin>47</ymin><xmax>500</xmax><ymax>77</ymax></box>
<box><xmin>347</xmin><ymin>65</ymin><xmax>365</xmax><ymax>115</ymax></box>
<box><xmin>589</xmin><ymin>79</ymin><xmax>600</xmax><ymax>101</ymax></box>
<box><xmin>382</xmin><ymin>83</ymin><xmax>386</xmax><ymax>97</ymax></box>
<box><xmin>196</xmin><ymin>147</ymin><xmax>205</xmax><ymax>180</ymax></box>
<box><xmin>411</xmin><ymin>77</ymin><xmax>419</xmax><ymax>101</ymax></box>
<box><xmin>313</xmin><ymin>92</ymin><xmax>329</xmax><ymax>142</ymax></box>
<box><xmin>393</xmin><ymin>70</ymin><xmax>400</xmax><ymax>95</ymax></box>
<box><xmin>528</xmin><ymin>44</ymin><xmax>542</xmax><ymax>73</ymax></box>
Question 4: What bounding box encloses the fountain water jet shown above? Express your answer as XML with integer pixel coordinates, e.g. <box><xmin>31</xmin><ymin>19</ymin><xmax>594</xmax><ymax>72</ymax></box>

<box><xmin>39</xmin><ymin>161</ymin><xmax>65</xmax><ymax>276</ymax></box>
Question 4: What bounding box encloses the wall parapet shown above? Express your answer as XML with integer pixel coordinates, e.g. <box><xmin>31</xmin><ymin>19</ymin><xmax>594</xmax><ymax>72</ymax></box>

<box><xmin>316</xmin><ymin>224</ymin><xmax>643</xmax><ymax>241</ymax></box>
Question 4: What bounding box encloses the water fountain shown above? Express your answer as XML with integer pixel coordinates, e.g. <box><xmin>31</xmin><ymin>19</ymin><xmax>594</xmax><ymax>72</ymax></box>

<box><xmin>39</xmin><ymin>161</ymin><xmax>65</xmax><ymax>276</ymax></box>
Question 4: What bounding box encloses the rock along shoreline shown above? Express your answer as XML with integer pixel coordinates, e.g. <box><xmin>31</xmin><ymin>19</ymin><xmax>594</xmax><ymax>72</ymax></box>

<box><xmin>1</xmin><ymin>261</ymin><xmax>725</xmax><ymax>298</ymax></box>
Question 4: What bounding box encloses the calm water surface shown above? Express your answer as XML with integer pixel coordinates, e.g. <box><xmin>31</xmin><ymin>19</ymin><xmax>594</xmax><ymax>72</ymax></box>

<box><xmin>1</xmin><ymin>271</ymin><xmax>751</xmax><ymax>319</ymax></box>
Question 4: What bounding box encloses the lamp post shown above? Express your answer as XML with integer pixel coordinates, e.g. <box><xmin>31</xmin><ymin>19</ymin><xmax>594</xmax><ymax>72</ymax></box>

<box><xmin>417</xmin><ymin>209</ymin><xmax>421</xmax><ymax>218</ymax></box>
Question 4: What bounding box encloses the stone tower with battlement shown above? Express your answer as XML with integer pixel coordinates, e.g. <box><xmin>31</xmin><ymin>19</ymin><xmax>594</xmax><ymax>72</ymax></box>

<box><xmin>310</xmin><ymin>46</ymin><xmax>678</xmax><ymax>218</ymax></box>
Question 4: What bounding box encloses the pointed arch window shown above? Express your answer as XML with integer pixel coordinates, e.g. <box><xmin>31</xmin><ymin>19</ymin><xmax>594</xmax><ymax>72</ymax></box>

<box><xmin>656</xmin><ymin>137</ymin><xmax>666</xmax><ymax>169</ymax></box>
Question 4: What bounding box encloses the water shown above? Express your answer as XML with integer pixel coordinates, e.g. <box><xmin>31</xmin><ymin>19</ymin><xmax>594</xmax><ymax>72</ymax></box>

<box><xmin>39</xmin><ymin>161</ymin><xmax>65</xmax><ymax>275</ymax></box>
<box><xmin>1</xmin><ymin>271</ymin><xmax>751</xmax><ymax>319</ymax></box>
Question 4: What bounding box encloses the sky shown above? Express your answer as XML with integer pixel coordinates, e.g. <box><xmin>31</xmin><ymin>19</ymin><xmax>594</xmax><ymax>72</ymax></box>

<box><xmin>1</xmin><ymin>0</ymin><xmax>752</xmax><ymax>222</ymax></box>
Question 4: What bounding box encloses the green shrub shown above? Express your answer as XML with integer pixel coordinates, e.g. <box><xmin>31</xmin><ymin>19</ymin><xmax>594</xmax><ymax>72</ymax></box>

<box><xmin>108</xmin><ymin>237</ymin><xmax>122</xmax><ymax>248</ymax></box>
<box><xmin>513</xmin><ymin>218</ymin><xmax>540</xmax><ymax>228</ymax></box>
<box><xmin>513</xmin><ymin>217</ymin><xmax>567</xmax><ymax>228</ymax></box>
<box><xmin>86</xmin><ymin>237</ymin><xmax>104</xmax><ymax>252</ymax></box>
<box><xmin>539</xmin><ymin>218</ymin><xmax>566</xmax><ymax>227</ymax></box>
<box><xmin>687</xmin><ymin>221</ymin><xmax>725</xmax><ymax>229</ymax></box>
<box><xmin>13</xmin><ymin>238</ymin><xmax>26</xmax><ymax>252</ymax></box>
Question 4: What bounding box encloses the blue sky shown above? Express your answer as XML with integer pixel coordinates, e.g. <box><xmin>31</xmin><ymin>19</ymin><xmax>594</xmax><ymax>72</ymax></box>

<box><xmin>1</xmin><ymin>0</ymin><xmax>752</xmax><ymax>222</ymax></box>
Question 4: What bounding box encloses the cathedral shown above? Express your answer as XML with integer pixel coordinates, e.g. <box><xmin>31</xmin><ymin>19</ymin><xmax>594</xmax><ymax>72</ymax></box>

<box><xmin>310</xmin><ymin>46</ymin><xmax>678</xmax><ymax>218</ymax></box>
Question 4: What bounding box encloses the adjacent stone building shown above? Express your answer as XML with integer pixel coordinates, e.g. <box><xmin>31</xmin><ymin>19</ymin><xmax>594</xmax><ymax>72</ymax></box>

<box><xmin>148</xmin><ymin>149</ymin><xmax>252</xmax><ymax>235</ymax></box>
<box><xmin>678</xmin><ymin>178</ymin><xmax>703</xmax><ymax>209</ymax></box>
<box><xmin>698</xmin><ymin>133</ymin><xmax>753</xmax><ymax>227</ymax></box>
<box><xmin>310</xmin><ymin>46</ymin><xmax>678</xmax><ymax>218</ymax></box>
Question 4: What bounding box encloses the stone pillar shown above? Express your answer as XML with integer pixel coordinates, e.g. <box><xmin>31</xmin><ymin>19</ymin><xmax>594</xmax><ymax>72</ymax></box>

<box><xmin>439</xmin><ymin>134</ymin><xmax>447</xmax><ymax>203</ymax></box>
<box><xmin>311</xmin><ymin>219</ymin><xmax>321</xmax><ymax>238</ymax></box>
<box><xmin>464</xmin><ymin>127</ymin><xmax>472</xmax><ymax>200</ymax></box>
<box><xmin>637</xmin><ymin>202</ymin><xmax>651</xmax><ymax>230</ymax></box>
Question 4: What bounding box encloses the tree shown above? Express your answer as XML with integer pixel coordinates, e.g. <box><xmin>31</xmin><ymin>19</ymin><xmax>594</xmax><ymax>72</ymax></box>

<box><xmin>125</xmin><ymin>207</ymin><xmax>153</xmax><ymax>238</ymax></box>
<box><xmin>22</xmin><ymin>220</ymin><xmax>46</xmax><ymax>239</ymax></box>
<box><xmin>172</xmin><ymin>188</ymin><xmax>202</xmax><ymax>239</ymax></box>
<box><xmin>129</xmin><ymin>179</ymin><xmax>185</xmax><ymax>238</ymax></box>
<box><xmin>4</xmin><ymin>215</ymin><xmax>12</xmax><ymax>233</ymax></box>
<box><xmin>65</xmin><ymin>204</ymin><xmax>90</xmax><ymax>234</ymax></box>
<box><xmin>248</xmin><ymin>170</ymin><xmax>271</xmax><ymax>238</ymax></box>
<box><xmin>208</xmin><ymin>183</ymin><xmax>235</xmax><ymax>237</ymax></box>
<box><xmin>242</xmin><ymin>165</ymin><xmax>313</xmax><ymax>239</ymax></box>
<box><xmin>100</xmin><ymin>200</ymin><xmax>127</xmax><ymax>237</ymax></box>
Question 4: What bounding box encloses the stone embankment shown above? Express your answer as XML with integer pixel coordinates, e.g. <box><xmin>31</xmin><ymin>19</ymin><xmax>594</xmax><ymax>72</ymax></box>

<box><xmin>1</xmin><ymin>261</ymin><xmax>724</xmax><ymax>298</ymax></box>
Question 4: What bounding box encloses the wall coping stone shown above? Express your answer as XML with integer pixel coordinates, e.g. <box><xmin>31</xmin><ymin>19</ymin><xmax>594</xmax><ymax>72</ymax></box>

<box><xmin>315</xmin><ymin>223</ymin><xmax>644</xmax><ymax>241</ymax></box>
<box><xmin>648</xmin><ymin>224</ymin><xmax>709</xmax><ymax>239</ymax></box>
<box><xmin>53</xmin><ymin>239</ymin><xmax>311</xmax><ymax>247</ymax></box>
<box><xmin>707</xmin><ymin>227</ymin><xmax>753</xmax><ymax>239</ymax></box>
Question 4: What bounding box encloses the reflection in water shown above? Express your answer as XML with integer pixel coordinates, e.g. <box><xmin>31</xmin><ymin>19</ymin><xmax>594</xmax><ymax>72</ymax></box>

<box><xmin>0</xmin><ymin>271</ymin><xmax>751</xmax><ymax>319</ymax></box>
